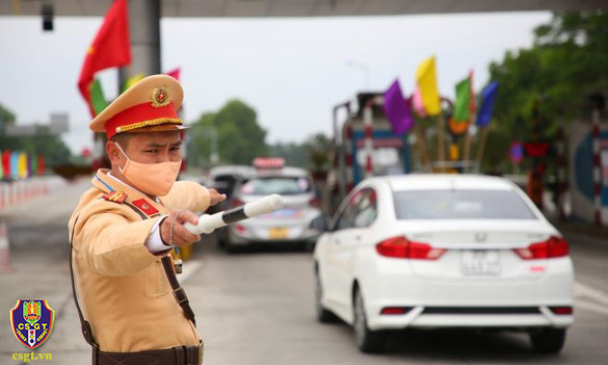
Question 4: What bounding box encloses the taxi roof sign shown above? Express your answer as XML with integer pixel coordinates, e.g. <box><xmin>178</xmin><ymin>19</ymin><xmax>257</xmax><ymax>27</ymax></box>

<box><xmin>253</xmin><ymin>157</ymin><xmax>284</xmax><ymax>170</ymax></box>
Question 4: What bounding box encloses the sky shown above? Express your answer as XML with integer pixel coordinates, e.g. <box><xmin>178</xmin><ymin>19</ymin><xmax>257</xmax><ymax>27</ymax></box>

<box><xmin>0</xmin><ymin>11</ymin><xmax>552</xmax><ymax>154</ymax></box>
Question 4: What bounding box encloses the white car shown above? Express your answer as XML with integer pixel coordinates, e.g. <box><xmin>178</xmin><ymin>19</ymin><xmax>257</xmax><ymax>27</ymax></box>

<box><xmin>220</xmin><ymin>163</ymin><xmax>323</xmax><ymax>252</ymax></box>
<box><xmin>313</xmin><ymin>174</ymin><xmax>574</xmax><ymax>353</ymax></box>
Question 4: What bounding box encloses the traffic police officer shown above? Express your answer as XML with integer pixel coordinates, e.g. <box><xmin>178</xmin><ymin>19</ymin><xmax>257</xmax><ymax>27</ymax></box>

<box><xmin>68</xmin><ymin>74</ymin><xmax>225</xmax><ymax>365</ymax></box>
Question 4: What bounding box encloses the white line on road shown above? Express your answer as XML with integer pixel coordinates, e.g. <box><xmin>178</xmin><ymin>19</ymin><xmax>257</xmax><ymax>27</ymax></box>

<box><xmin>575</xmin><ymin>282</ymin><xmax>608</xmax><ymax>305</ymax></box>
<box><xmin>574</xmin><ymin>281</ymin><xmax>608</xmax><ymax>317</ymax></box>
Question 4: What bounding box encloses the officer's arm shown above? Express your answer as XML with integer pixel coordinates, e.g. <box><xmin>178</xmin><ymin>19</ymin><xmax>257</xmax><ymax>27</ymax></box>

<box><xmin>161</xmin><ymin>181</ymin><xmax>210</xmax><ymax>212</ymax></box>
<box><xmin>79</xmin><ymin>212</ymin><xmax>164</xmax><ymax>277</ymax></box>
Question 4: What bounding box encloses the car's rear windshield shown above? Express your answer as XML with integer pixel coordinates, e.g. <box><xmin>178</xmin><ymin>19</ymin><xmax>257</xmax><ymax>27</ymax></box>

<box><xmin>240</xmin><ymin>176</ymin><xmax>312</xmax><ymax>195</ymax></box>
<box><xmin>393</xmin><ymin>189</ymin><xmax>537</xmax><ymax>220</ymax></box>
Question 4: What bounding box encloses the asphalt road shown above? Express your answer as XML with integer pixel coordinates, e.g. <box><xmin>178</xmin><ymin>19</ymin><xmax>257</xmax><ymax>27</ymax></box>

<box><xmin>0</xmin><ymin>179</ymin><xmax>607</xmax><ymax>365</ymax></box>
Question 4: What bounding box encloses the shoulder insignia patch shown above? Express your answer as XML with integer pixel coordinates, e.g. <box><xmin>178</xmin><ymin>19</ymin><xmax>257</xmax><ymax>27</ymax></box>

<box><xmin>132</xmin><ymin>198</ymin><xmax>159</xmax><ymax>216</ymax></box>
<box><xmin>103</xmin><ymin>191</ymin><xmax>127</xmax><ymax>204</ymax></box>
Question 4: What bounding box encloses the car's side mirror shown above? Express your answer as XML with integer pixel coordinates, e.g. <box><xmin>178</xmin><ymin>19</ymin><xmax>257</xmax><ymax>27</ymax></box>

<box><xmin>310</xmin><ymin>214</ymin><xmax>330</xmax><ymax>232</ymax></box>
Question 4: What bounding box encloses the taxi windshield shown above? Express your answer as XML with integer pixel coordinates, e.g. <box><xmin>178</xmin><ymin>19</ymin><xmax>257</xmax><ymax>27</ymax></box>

<box><xmin>240</xmin><ymin>177</ymin><xmax>312</xmax><ymax>196</ymax></box>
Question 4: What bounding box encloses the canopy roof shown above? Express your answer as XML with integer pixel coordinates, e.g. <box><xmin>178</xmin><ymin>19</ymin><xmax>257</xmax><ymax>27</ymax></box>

<box><xmin>3</xmin><ymin>0</ymin><xmax>607</xmax><ymax>18</ymax></box>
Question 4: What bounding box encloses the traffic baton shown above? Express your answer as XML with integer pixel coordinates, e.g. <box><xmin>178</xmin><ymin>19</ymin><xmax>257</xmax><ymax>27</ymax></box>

<box><xmin>184</xmin><ymin>194</ymin><xmax>285</xmax><ymax>235</ymax></box>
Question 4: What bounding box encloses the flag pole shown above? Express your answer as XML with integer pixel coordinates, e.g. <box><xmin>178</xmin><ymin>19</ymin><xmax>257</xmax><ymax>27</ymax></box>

<box><xmin>476</xmin><ymin>126</ymin><xmax>489</xmax><ymax>170</ymax></box>
<box><xmin>416</xmin><ymin>124</ymin><xmax>430</xmax><ymax>171</ymax></box>
<box><xmin>437</xmin><ymin>114</ymin><xmax>446</xmax><ymax>172</ymax></box>
<box><xmin>463</xmin><ymin>114</ymin><xmax>475</xmax><ymax>172</ymax></box>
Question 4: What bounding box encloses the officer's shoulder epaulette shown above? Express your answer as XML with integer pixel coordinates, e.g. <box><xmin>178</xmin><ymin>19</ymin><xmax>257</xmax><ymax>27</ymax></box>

<box><xmin>103</xmin><ymin>190</ymin><xmax>127</xmax><ymax>204</ymax></box>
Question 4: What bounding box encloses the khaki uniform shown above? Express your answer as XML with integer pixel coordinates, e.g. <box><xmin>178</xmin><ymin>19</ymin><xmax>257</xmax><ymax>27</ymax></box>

<box><xmin>68</xmin><ymin>169</ymin><xmax>210</xmax><ymax>352</ymax></box>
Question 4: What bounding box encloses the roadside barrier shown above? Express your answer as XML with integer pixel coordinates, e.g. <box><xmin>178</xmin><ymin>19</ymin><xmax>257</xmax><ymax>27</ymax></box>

<box><xmin>0</xmin><ymin>220</ymin><xmax>13</xmax><ymax>273</ymax></box>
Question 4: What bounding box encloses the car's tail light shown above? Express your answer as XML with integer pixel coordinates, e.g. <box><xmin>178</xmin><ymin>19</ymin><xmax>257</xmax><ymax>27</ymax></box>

<box><xmin>549</xmin><ymin>306</ymin><xmax>573</xmax><ymax>315</ymax></box>
<box><xmin>376</xmin><ymin>236</ymin><xmax>446</xmax><ymax>260</ymax></box>
<box><xmin>380</xmin><ymin>307</ymin><xmax>413</xmax><ymax>315</ymax></box>
<box><xmin>513</xmin><ymin>236</ymin><xmax>569</xmax><ymax>260</ymax></box>
<box><xmin>230</xmin><ymin>197</ymin><xmax>245</xmax><ymax>208</ymax></box>
<box><xmin>235</xmin><ymin>224</ymin><xmax>246</xmax><ymax>234</ymax></box>
<box><xmin>309</xmin><ymin>197</ymin><xmax>321</xmax><ymax>208</ymax></box>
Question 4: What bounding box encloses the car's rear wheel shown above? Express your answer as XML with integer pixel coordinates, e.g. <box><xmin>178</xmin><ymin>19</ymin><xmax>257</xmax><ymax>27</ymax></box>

<box><xmin>315</xmin><ymin>267</ymin><xmax>338</xmax><ymax>323</ymax></box>
<box><xmin>529</xmin><ymin>328</ymin><xmax>566</xmax><ymax>354</ymax></box>
<box><xmin>353</xmin><ymin>287</ymin><xmax>385</xmax><ymax>353</ymax></box>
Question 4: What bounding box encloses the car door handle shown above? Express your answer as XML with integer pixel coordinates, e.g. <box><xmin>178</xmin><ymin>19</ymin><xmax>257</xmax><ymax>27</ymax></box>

<box><xmin>333</xmin><ymin>238</ymin><xmax>341</xmax><ymax>245</ymax></box>
<box><xmin>354</xmin><ymin>235</ymin><xmax>362</xmax><ymax>241</ymax></box>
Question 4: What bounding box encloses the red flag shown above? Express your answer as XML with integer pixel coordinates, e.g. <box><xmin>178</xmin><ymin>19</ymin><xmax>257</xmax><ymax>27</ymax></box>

<box><xmin>2</xmin><ymin>150</ymin><xmax>11</xmax><ymax>177</ymax></box>
<box><xmin>78</xmin><ymin>0</ymin><xmax>131</xmax><ymax>117</ymax></box>
<box><xmin>37</xmin><ymin>155</ymin><xmax>45</xmax><ymax>175</ymax></box>
<box><xmin>469</xmin><ymin>69</ymin><xmax>476</xmax><ymax>119</ymax></box>
<box><xmin>166</xmin><ymin>68</ymin><xmax>181</xmax><ymax>80</ymax></box>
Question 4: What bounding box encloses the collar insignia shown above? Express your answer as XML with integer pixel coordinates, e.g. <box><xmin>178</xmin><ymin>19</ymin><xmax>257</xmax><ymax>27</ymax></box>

<box><xmin>103</xmin><ymin>191</ymin><xmax>127</xmax><ymax>204</ymax></box>
<box><xmin>132</xmin><ymin>198</ymin><xmax>159</xmax><ymax>217</ymax></box>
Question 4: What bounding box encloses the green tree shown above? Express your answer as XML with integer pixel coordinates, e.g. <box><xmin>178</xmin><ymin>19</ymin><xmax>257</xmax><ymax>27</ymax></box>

<box><xmin>268</xmin><ymin>142</ymin><xmax>308</xmax><ymax>168</ymax></box>
<box><xmin>0</xmin><ymin>102</ymin><xmax>72</xmax><ymax>168</ymax></box>
<box><xmin>303</xmin><ymin>133</ymin><xmax>332</xmax><ymax>172</ymax></box>
<box><xmin>189</xmin><ymin>100</ymin><xmax>268</xmax><ymax>166</ymax></box>
<box><xmin>483</xmin><ymin>10</ymin><xmax>608</xmax><ymax>172</ymax></box>
<box><xmin>0</xmin><ymin>103</ymin><xmax>16</xmax><ymax>126</ymax></box>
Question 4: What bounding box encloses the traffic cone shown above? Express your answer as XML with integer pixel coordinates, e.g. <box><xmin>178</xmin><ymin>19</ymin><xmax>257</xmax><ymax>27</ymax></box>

<box><xmin>0</xmin><ymin>220</ymin><xmax>13</xmax><ymax>273</ymax></box>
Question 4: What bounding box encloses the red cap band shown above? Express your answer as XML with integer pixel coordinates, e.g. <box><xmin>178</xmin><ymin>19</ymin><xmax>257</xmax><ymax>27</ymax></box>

<box><xmin>105</xmin><ymin>102</ymin><xmax>182</xmax><ymax>139</ymax></box>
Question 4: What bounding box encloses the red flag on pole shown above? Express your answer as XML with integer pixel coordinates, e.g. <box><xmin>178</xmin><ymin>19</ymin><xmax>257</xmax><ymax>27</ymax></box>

<box><xmin>1</xmin><ymin>151</ymin><xmax>11</xmax><ymax>178</ymax></box>
<box><xmin>37</xmin><ymin>155</ymin><xmax>45</xmax><ymax>175</ymax></box>
<box><xmin>166</xmin><ymin>68</ymin><xmax>181</xmax><ymax>80</ymax></box>
<box><xmin>77</xmin><ymin>0</ymin><xmax>131</xmax><ymax>117</ymax></box>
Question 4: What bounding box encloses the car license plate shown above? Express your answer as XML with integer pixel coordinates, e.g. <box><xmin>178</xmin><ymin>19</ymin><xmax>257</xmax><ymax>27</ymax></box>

<box><xmin>461</xmin><ymin>250</ymin><xmax>501</xmax><ymax>276</ymax></box>
<box><xmin>269</xmin><ymin>227</ymin><xmax>289</xmax><ymax>240</ymax></box>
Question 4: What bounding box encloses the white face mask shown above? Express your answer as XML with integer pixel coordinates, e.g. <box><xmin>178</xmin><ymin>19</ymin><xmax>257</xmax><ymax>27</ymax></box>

<box><xmin>116</xmin><ymin>143</ymin><xmax>181</xmax><ymax>197</ymax></box>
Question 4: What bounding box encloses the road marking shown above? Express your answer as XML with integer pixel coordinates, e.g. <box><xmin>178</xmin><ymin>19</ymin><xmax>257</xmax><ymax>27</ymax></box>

<box><xmin>178</xmin><ymin>260</ymin><xmax>203</xmax><ymax>284</ymax></box>
<box><xmin>576</xmin><ymin>301</ymin><xmax>608</xmax><ymax>316</ymax></box>
<box><xmin>574</xmin><ymin>281</ymin><xmax>608</xmax><ymax>317</ymax></box>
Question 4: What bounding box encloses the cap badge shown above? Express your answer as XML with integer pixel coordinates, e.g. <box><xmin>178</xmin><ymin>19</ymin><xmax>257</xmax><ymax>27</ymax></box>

<box><xmin>152</xmin><ymin>87</ymin><xmax>170</xmax><ymax>108</ymax></box>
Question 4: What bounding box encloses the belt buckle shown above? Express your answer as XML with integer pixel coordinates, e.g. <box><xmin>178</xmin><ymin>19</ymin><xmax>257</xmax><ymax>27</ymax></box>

<box><xmin>174</xmin><ymin>259</ymin><xmax>183</xmax><ymax>274</ymax></box>
<box><xmin>182</xmin><ymin>344</ymin><xmax>203</xmax><ymax>365</ymax></box>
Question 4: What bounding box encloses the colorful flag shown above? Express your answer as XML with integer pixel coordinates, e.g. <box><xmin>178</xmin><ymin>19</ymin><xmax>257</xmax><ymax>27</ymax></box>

<box><xmin>26</xmin><ymin>153</ymin><xmax>32</xmax><ymax>177</ymax></box>
<box><xmin>77</xmin><ymin>0</ymin><xmax>131</xmax><ymax>117</ymax></box>
<box><xmin>37</xmin><ymin>156</ymin><xmax>45</xmax><ymax>175</ymax></box>
<box><xmin>18</xmin><ymin>152</ymin><xmax>28</xmax><ymax>179</ymax></box>
<box><xmin>10</xmin><ymin>152</ymin><xmax>20</xmax><ymax>179</ymax></box>
<box><xmin>166</xmin><ymin>68</ymin><xmax>181</xmax><ymax>80</ymax></box>
<box><xmin>121</xmin><ymin>72</ymin><xmax>145</xmax><ymax>93</ymax></box>
<box><xmin>2</xmin><ymin>151</ymin><xmax>10</xmax><ymax>179</ymax></box>
<box><xmin>453</xmin><ymin>76</ymin><xmax>471</xmax><ymax>122</ymax></box>
<box><xmin>415</xmin><ymin>56</ymin><xmax>441</xmax><ymax>116</ymax></box>
<box><xmin>90</xmin><ymin>79</ymin><xmax>110</xmax><ymax>115</ymax></box>
<box><xmin>477</xmin><ymin>81</ymin><xmax>499</xmax><ymax>127</ymax></box>
<box><xmin>383</xmin><ymin>80</ymin><xmax>414</xmax><ymax>136</ymax></box>
<box><xmin>412</xmin><ymin>86</ymin><xmax>427</xmax><ymax>118</ymax></box>
<box><xmin>469</xmin><ymin>70</ymin><xmax>476</xmax><ymax>120</ymax></box>
<box><xmin>31</xmin><ymin>155</ymin><xmax>38</xmax><ymax>177</ymax></box>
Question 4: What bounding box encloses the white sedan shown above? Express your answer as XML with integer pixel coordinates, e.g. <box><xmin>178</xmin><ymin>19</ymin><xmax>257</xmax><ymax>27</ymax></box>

<box><xmin>313</xmin><ymin>174</ymin><xmax>574</xmax><ymax>353</ymax></box>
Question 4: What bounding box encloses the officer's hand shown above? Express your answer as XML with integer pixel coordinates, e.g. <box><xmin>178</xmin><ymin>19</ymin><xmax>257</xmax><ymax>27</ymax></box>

<box><xmin>209</xmin><ymin>189</ymin><xmax>227</xmax><ymax>206</ymax></box>
<box><xmin>160</xmin><ymin>210</ymin><xmax>201</xmax><ymax>247</ymax></box>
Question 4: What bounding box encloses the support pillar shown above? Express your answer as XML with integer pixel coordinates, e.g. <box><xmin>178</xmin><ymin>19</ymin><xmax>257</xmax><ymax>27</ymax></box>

<box><xmin>128</xmin><ymin>0</ymin><xmax>162</xmax><ymax>76</ymax></box>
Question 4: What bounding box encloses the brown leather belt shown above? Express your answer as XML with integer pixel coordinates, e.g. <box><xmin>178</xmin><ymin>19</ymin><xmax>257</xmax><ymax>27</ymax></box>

<box><xmin>95</xmin><ymin>343</ymin><xmax>203</xmax><ymax>365</ymax></box>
